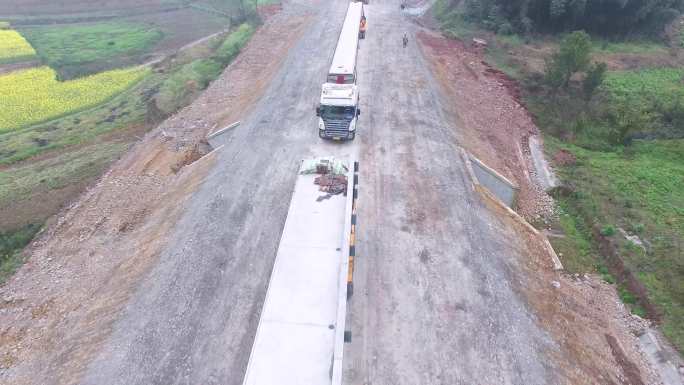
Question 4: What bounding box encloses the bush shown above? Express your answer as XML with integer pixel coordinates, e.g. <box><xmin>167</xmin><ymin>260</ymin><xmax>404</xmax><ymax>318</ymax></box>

<box><xmin>632</xmin><ymin>223</ymin><xmax>645</xmax><ymax>233</ymax></box>
<box><xmin>155</xmin><ymin>22</ymin><xmax>256</xmax><ymax>114</ymax></box>
<box><xmin>600</xmin><ymin>225</ymin><xmax>616</xmax><ymax>236</ymax></box>
<box><xmin>213</xmin><ymin>23</ymin><xmax>254</xmax><ymax>65</ymax></box>
<box><xmin>1</xmin><ymin>224</ymin><xmax>41</xmax><ymax>283</ymax></box>
<box><xmin>156</xmin><ymin>59</ymin><xmax>223</xmax><ymax>113</ymax></box>
<box><xmin>545</xmin><ymin>31</ymin><xmax>592</xmax><ymax>89</ymax></box>
<box><xmin>583</xmin><ymin>62</ymin><xmax>607</xmax><ymax>100</ymax></box>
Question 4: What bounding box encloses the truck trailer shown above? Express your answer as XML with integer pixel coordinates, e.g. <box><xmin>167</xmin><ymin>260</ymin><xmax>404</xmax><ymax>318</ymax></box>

<box><xmin>318</xmin><ymin>2</ymin><xmax>364</xmax><ymax>140</ymax></box>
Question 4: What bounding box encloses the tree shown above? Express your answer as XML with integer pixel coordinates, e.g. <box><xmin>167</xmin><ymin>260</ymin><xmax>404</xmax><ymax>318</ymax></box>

<box><xmin>544</xmin><ymin>31</ymin><xmax>592</xmax><ymax>89</ymax></box>
<box><xmin>582</xmin><ymin>62</ymin><xmax>607</xmax><ymax>100</ymax></box>
<box><xmin>607</xmin><ymin>103</ymin><xmax>650</xmax><ymax>145</ymax></box>
<box><xmin>460</xmin><ymin>0</ymin><xmax>684</xmax><ymax>36</ymax></box>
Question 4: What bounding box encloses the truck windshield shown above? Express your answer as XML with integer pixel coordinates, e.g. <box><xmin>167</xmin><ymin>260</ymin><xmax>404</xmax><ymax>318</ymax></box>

<box><xmin>320</xmin><ymin>105</ymin><xmax>355</xmax><ymax>120</ymax></box>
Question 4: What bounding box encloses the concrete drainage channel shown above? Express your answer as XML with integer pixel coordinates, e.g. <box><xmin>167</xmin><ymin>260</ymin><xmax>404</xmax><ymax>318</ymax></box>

<box><xmin>459</xmin><ymin>148</ymin><xmax>563</xmax><ymax>271</ymax></box>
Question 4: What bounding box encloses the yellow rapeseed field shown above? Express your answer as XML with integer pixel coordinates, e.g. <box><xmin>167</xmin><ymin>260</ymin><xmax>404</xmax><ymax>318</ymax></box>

<box><xmin>0</xmin><ymin>30</ymin><xmax>37</xmax><ymax>63</ymax></box>
<box><xmin>0</xmin><ymin>66</ymin><xmax>148</xmax><ymax>132</ymax></box>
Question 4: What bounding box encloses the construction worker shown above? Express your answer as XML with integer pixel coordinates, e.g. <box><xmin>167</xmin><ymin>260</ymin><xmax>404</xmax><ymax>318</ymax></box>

<box><xmin>359</xmin><ymin>16</ymin><xmax>367</xmax><ymax>39</ymax></box>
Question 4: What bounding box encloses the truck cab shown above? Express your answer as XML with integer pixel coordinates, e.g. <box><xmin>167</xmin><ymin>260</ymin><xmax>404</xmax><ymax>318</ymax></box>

<box><xmin>317</xmin><ymin>83</ymin><xmax>360</xmax><ymax>141</ymax></box>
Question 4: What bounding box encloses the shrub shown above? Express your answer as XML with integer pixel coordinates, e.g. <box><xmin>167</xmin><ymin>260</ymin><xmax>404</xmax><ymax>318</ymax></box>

<box><xmin>213</xmin><ymin>23</ymin><xmax>254</xmax><ymax>65</ymax></box>
<box><xmin>583</xmin><ymin>62</ymin><xmax>607</xmax><ymax>100</ymax></box>
<box><xmin>156</xmin><ymin>59</ymin><xmax>223</xmax><ymax>113</ymax></box>
<box><xmin>545</xmin><ymin>31</ymin><xmax>592</xmax><ymax>89</ymax></box>
<box><xmin>600</xmin><ymin>225</ymin><xmax>616</xmax><ymax>236</ymax></box>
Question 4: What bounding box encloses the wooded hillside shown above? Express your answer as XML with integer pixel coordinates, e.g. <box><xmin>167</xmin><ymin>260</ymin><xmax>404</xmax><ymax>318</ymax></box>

<box><xmin>463</xmin><ymin>0</ymin><xmax>684</xmax><ymax>36</ymax></box>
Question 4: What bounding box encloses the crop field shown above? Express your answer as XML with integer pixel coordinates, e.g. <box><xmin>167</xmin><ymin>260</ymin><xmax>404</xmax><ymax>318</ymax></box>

<box><xmin>0</xmin><ymin>66</ymin><xmax>148</xmax><ymax>132</ymax></box>
<box><xmin>0</xmin><ymin>29</ymin><xmax>36</xmax><ymax>64</ymax></box>
<box><xmin>20</xmin><ymin>22</ymin><xmax>163</xmax><ymax>79</ymax></box>
<box><xmin>0</xmin><ymin>0</ymin><xmax>173</xmax><ymax>16</ymax></box>
<box><xmin>0</xmin><ymin>0</ymin><xmax>254</xmax><ymax>283</ymax></box>
<box><xmin>601</xmin><ymin>68</ymin><xmax>684</xmax><ymax>105</ymax></box>
<box><xmin>2</xmin><ymin>1</ymin><xmax>234</xmax><ymax>78</ymax></box>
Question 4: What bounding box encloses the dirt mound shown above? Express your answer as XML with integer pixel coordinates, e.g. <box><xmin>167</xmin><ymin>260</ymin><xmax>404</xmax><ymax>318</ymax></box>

<box><xmin>417</xmin><ymin>30</ymin><xmax>553</xmax><ymax>222</ymax></box>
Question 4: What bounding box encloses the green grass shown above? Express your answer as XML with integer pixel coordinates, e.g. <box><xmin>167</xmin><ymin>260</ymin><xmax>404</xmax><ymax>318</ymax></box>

<box><xmin>548</xmin><ymin>137</ymin><xmax>684</xmax><ymax>351</ymax></box>
<box><xmin>20</xmin><ymin>22</ymin><xmax>163</xmax><ymax>79</ymax></box>
<box><xmin>601</xmin><ymin>68</ymin><xmax>684</xmax><ymax>107</ymax></box>
<box><xmin>214</xmin><ymin>23</ymin><xmax>254</xmax><ymax>64</ymax></box>
<box><xmin>156</xmin><ymin>23</ymin><xmax>255</xmax><ymax>114</ymax></box>
<box><xmin>550</xmin><ymin>198</ymin><xmax>596</xmax><ymax>273</ymax></box>
<box><xmin>156</xmin><ymin>59</ymin><xmax>223</xmax><ymax>113</ymax></box>
<box><xmin>0</xmin><ymin>142</ymin><xmax>126</xmax><ymax>206</ymax></box>
<box><xmin>592</xmin><ymin>39</ymin><xmax>668</xmax><ymax>54</ymax></box>
<box><xmin>0</xmin><ymin>224</ymin><xmax>41</xmax><ymax>284</ymax></box>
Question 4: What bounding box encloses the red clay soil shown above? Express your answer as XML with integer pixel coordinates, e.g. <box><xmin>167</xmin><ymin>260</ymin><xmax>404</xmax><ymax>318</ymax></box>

<box><xmin>553</xmin><ymin>149</ymin><xmax>577</xmax><ymax>167</ymax></box>
<box><xmin>418</xmin><ymin>30</ymin><xmax>554</xmax><ymax>222</ymax></box>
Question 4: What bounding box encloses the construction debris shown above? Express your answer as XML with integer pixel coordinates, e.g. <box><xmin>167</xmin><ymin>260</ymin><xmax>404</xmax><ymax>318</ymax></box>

<box><xmin>300</xmin><ymin>157</ymin><xmax>348</xmax><ymax>176</ymax></box>
<box><xmin>315</xmin><ymin>174</ymin><xmax>348</xmax><ymax>196</ymax></box>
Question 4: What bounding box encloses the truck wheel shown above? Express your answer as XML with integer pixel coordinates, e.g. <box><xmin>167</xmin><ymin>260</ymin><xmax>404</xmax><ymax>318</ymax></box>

<box><xmin>319</xmin><ymin>131</ymin><xmax>326</xmax><ymax>139</ymax></box>
<box><xmin>349</xmin><ymin>132</ymin><xmax>356</xmax><ymax>140</ymax></box>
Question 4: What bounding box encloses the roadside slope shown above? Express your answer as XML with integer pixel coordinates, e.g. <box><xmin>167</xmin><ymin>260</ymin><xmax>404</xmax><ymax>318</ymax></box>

<box><xmin>0</xmin><ymin>6</ymin><xmax>311</xmax><ymax>384</ymax></box>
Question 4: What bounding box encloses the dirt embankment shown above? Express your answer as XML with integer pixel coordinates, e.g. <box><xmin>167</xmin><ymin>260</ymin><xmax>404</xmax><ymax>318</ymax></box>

<box><xmin>512</xmin><ymin>215</ymin><xmax>661</xmax><ymax>385</ymax></box>
<box><xmin>417</xmin><ymin>30</ymin><xmax>554</xmax><ymax>223</ymax></box>
<box><xmin>419</xmin><ymin>28</ymin><xmax>662</xmax><ymax>385</ymax></box>
<box><xmin>0</xmin><ymin>8</ymin><xmax>311</xmax><ymax>384</ymax></box>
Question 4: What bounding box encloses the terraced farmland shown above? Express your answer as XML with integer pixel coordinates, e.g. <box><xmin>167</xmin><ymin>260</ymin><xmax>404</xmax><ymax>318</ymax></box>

<box><xmin>0</xmin><ymin>29</ymin><xmax>36</xmax><ymax>64</ymax></box>
<box><xmin>0</xmin><ymin>66</ymin><xmax>148</xmax><ymax>132</ymax></box>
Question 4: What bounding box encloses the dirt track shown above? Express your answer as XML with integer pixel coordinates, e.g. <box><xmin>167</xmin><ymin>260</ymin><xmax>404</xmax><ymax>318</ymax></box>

<box><xmin>0</xmin><ymin>0</ymin><xmax>665</xmax><ymax>384</ymax></box>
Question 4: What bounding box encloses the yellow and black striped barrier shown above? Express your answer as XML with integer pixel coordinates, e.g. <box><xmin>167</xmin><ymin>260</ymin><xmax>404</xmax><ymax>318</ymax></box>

<box><xmin>347</xmin><ymin>161</ymin><xmax>359</xmax><ymax>300</ymax></box>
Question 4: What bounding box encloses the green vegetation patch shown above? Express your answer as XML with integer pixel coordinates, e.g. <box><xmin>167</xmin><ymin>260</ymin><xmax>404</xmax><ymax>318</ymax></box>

<box><xmin>20</xmin><ymin>22</ymin><xmax>163</xmax><ymax>79</ymax></box>
<box><xmin>0</xmin><ymin>141</ymin><xmax>126</xmax><ymax>206</ymax></box>
<box><xmin>602</xmin><ymin>68</ymin><xmax>684</xmax><ymax>106</ymax></box>
<box><xmin>550</xmin><ymin>197</ymin><xmax>596</xmax><ymax>273</ymax></box>
<box><xmin>549</xmin><ymin>137</ymin><xmax>684</xmax><ymax>350</ymax></box>
<box><xmin>156</xmin><ymin>59</ymin><xmax>223</xmax><ymax>113</ymax></box>
<box><xmin>0</xmin><ymin>224</ymin><xmax>41</xmax><ymax>283</ymax></box>
<box><xmin>156</xmin><ymin>23</ymin><xmax>254</xmax><ymax>114</ymax></box>
<box><xmin>592</xmin><ymin>39</ymin><xmax>667</xmax><ymax>54</ymax></box>
<box><xmin>214</xmin><ymin>23</ymin><xmax>254</xmax><ymax>64</ymax></box>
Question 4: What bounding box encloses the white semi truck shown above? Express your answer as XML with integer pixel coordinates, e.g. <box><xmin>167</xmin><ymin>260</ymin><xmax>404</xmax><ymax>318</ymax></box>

<box><xmin>317</xmin><ymin>2</ymin><xmax>365</xmax><ymax>141</ymax></box>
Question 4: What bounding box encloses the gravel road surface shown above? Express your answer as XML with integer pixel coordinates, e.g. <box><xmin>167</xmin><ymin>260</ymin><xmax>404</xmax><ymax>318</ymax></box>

<box><xmin>343</xmin><ymin>2</ymin><xmax>553</xmax><ymax>385</ymax></box>
<box><xmin>80</xmin><ymin>0</ymin><xmax>555</xmax><ymax>384</ymax></box>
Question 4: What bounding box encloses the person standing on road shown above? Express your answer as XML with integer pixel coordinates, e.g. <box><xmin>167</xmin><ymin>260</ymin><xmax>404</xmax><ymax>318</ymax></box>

<box><xmin>403</xmin><ymin>32</ymin><xmax>408</xmax><ymax>48</ymax></box>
